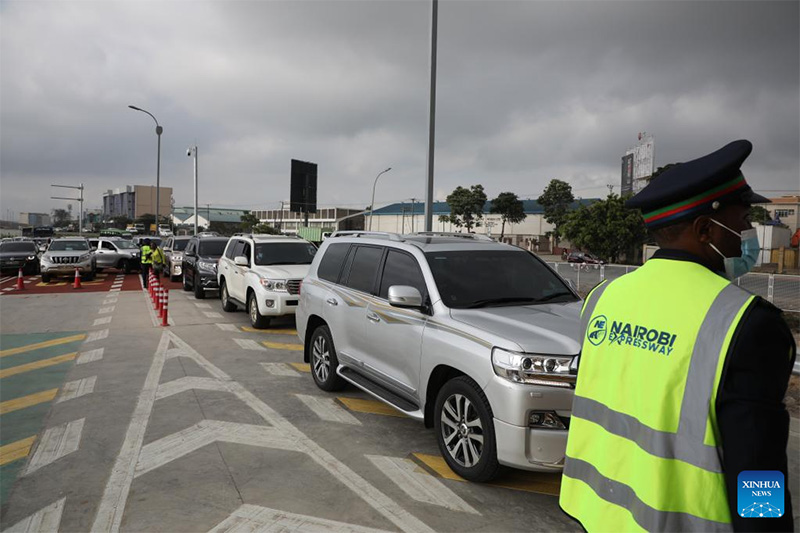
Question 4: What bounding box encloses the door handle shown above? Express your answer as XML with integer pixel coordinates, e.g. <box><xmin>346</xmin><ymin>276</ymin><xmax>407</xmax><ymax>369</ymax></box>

<box><xmin>366</xmin><ymin>312</ymin><xmax>380</xmax><ymax>323</ymax></box>
<box><xmin>326</xmin><ymin>298</ymin><xmax>338</xmax><ymax>306</ymax></box>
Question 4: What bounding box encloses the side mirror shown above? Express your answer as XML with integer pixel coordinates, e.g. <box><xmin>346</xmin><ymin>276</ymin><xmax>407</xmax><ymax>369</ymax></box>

<box><xmin>388</xmin><ymin>285</ymin><xmax>423</xmax><ymax>308</ymax></box>
<box><xmin>91</xmin><ymin>247</ymin><xmax>97</xmax><ymax>252</ymax></box>
<box><xmin>234</xmin><ymin>256</ymin><xmax>249</xmax><ymax>267</ymax></box>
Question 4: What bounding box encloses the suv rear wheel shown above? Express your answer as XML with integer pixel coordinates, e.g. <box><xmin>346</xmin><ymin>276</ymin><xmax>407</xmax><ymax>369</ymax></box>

<box><xmin>309</xmin><ymin>325</ymin><xmax>346</xmax><ymax>391</ymax></box>
<box><xmin>247</xmin><ymin>292</ymin><xmax>270</xmax><ymax>329</ymax></box>
<box><xmin>182</xmin><ymin>273</ymin><xmax>191</xmax><ymax>291</ymax></box>
<box><xmin>220</xmin><ymin>281</ymin><xmax>236</xmax><ymax>312</ymax></box>
<box><xmin>434</xmin><ymin>376</ymin><xmax>499</xmax><ymax>482</ymax></box>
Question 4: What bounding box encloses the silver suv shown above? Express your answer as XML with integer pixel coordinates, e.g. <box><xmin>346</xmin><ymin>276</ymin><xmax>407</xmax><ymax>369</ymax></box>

<box><xmin>297</xmin><ymin>231</ymin><xmax>582</xmax><ymax>482</ymax></box>
<box><xmin>162</xmin><ymin>236</ymin><xmax>191</xmax><ymax>281</ymax></box>
<box><xmin>40</xmin><ymin>237</ymin><xmax>96</xmax><ymax>283</ymax></box>
<box><xmin>88</xmin><ymin>237</ymin><xmax>140</xmax><ymax>273</ymax></box>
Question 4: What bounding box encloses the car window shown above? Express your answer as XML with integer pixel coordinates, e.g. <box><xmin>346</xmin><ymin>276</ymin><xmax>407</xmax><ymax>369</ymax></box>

<box><xmin>199</xmin><ymin>240</ymin><xmax>227</xmax><ymax>257</ymax></box>
<box><xmin>185</xmin><ymin>241</ymin><xmax>195</xmax><ymax>255</ymax></box>
<box><xmin>318</xmin><ymin>243</ymin><xmax>350</xmax><ymax>283</ymax></box>
<box><xmin>343</xmin><ymin>246</ymin><xmax>383</xmax><ymax>294</ymax></box>
<box><xmin>224</xmin><ymin>240</ymin><xmax>237</xmax><ymax>259</ymax></box>
<box><xmin>379</xmin><ymin>250</ymin><xmax>427</xmax><ymax>301</ymax></box>
<box><xmin>254</xmin><ymin>243</ymin><xmax>316</xmax><ymax>266</ymax></box>
<box><xmin>0</xmin><ymin>242</ymin><xmax>37</xmax><ymax>253</ymax></box>
<box><xmin>242</xmin><ymin>242</ymin><xmax>252</xmax><ymax>264</ymax></box>
<box><xmin>102</xmin><ymin>241</ymin><xmax>117</xmax><ymax>251</ymax></box>
<box><xmin>230</xmin><ymin>240</ymin><xmax>245</xmax><ymax>259</ymax></box>
<box><xmin>48</xmin><ymin>241</ymin><xmax>89</xmax><ymax>251</ymax></box>
<box><xmin>115</xmin><ymin>240</ymin><xmax>137</xmax><ymax>250</ymax></box>
<box><xmin>89</xmin><ymin>240</ymin><xmax>99</xmax><ymax>248</ymax></box>
<box><xmin>173</xmin><ymin>239</ymin><xmax>189</xmax><ymax>252</ymax></box>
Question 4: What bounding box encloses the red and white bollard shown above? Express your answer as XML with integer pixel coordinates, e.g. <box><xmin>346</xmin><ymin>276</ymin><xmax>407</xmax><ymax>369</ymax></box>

<box><xmin>15</xmin><ymin>268</ymin><xmax>25</xmax><ymax>290</ymax></box>
<box><xmin>161</xmin><ymin>288</ymin><xmax>169</xmax><ymax>326</ymax></box>
<box><xmin>73</xmin><ymin>268</ymin><xmax>82</xmax><ymax>289</ymax></box>
<box><xmin>156</xmin><ymin>285</ymin><xmax>163</xmax><ymax>314</ymax></box>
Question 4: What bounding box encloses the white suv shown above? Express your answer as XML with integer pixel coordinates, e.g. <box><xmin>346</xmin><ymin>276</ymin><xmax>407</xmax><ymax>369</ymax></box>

<box><xmin>218</xmin><ymin>234</ymin><xmax>318</xmax><ymax>328</ymax></box>
<box><xmin>297</xmin><ymin>231</ymin><xmax>582</xmax><ymax>482</ymax></box>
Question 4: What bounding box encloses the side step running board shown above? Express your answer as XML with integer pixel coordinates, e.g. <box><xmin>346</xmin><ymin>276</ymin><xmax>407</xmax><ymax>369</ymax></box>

<box><xmin>338</xmin><ymin>367</ymin><xmax>424</xmax><ymax>421</ymax></box>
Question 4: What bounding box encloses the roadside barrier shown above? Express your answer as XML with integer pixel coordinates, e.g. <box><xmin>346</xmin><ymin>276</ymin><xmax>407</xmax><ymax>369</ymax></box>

<box><xmin>161</xmin><ymin>288</ymin><xmax>169</xmax><ymax>327</ymax></box>
<box><xmin>15</xmin><ymin>268</ymin><xmax>24</xmax><ymax>290</ymax></box>
<box><xmin>73</xmin><ymin>268</ymin><xmax>82</xmax><ymax>289</ymax></box>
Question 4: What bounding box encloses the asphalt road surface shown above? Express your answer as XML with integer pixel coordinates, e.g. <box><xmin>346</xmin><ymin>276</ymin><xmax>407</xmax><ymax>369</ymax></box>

<box><xmin>0</xmin><ymin>271</ymin><xmax>797</xmax><ymax>532</ymax></box>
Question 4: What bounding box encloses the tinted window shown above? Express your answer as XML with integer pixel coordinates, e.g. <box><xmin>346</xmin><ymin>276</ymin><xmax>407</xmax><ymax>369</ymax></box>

<box><xmin>48</xmin><ymin>241</ymin><xmax>89</xmax><ymax>251</ymax></box>
<box><xmin>89</xmin><ymin>240</ymin><xmax>99</xmax><ymax>248</ymax></box>
<box><xmin>199</xmin><ymin>239</ymin><xmax>228</xmax><ymax>257</ymax></box>
<box><xmin>115</xmin><ymin>240</ymin><xmax>137</xmax><ymax>250</ymax></box>
<box><xmin>225</xmin><ymin>240</ymin><xmax>239</xmax><ymax>259</ymax></box>
<box><xmin>0</xmin><ymin>242</ymin><xmax>37</xmax><ymax>253</ymax></box>
<box><xmin>173</xmin><ymin>239</ymin><xmax>189</xmax><ymax>251</ymax></box>
<box><xmin>254</xmin><ymin>243</ymin><xmax>316</xmax><ymax>266</ymax></box>
<box><xmin>344</xmin><ymin>246</ymin><xmax>383</xmax><ymax>294</ymax></box>
<box><xmin>102</xmin><ymin>241</ymin><xmax>117</xmax><ymax>251</ymax></box>
<box><xmin>229</xmin><ymin>240</ymin><xmax>245</xmax><ymax>259</ymax></box>
<box><xmin>425</xmin><ymin>250</ymin><xmax>578</xmax><ymax>309</ymax></box>
<box><xmin>242</xmin><ymin>242</ymin><xmax>252</xmax><ymax>263</ymax></box>
<box><xmin>318</xmin><ymin>243</ymin><xmax>350</xmax><ymax>283</ymax></box>
<box><xmin>379</xmin><ymin>250</ymin><xmax>427</xmax><ymax>300</ymax></box>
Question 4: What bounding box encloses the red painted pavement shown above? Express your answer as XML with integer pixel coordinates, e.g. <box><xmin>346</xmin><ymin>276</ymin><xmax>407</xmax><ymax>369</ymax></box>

<box><xmin>0</xmin><ymin>270</ymin><xmax>183</xmax><ymax>295</ymax></box>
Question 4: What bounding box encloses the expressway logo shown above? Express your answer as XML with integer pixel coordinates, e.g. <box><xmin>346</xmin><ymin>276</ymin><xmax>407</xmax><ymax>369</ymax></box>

<box><xmin>587</xmin><ymin>315</ymin><xmax>677</xmax><ymax>356</ymax></box>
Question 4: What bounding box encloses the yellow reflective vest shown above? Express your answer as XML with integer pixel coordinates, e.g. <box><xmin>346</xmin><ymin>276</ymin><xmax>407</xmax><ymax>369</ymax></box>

<box><xmin>140</xmin><ymin>245</ymin><xmax>152</xmax><ymax>265</ymax></box>
<box><xmin>152</xmin><ymin>247</ymin><xmax>165</xmax><ymax>266</ymax></box>
<box><xmin>560</xmin><ymin>258</ymin><xmax>755</xmax><ymax>532</ymax></box>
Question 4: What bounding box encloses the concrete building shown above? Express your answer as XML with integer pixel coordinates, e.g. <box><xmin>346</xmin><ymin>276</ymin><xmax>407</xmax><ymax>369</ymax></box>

<box><xmin>18</xmin><ymin>212</ymin><xmax>51</xmax><ymax>227</ymax></box>
<box><xmin>369</xmin><ymin>200</ymin><xmax>597</xmax><ymax>252</ymax></box>
<box><xmin>252</xmin><ymin>207</ymin><xmax>364</xmax><ymax>234</ymax></box>
<box><xmin>173</xmin><ymin>207</ymin><xmax>250</xmax><ymax>229</ymax></box>
<box><xmin>755</xmin><ymin>195</ymin><xmax>800</xmax><ymax>234</ymax></box>
<box><xmin>102</xmin><ymin>185</ymin><xmax>173</xmax><ymax>220</ymax></box>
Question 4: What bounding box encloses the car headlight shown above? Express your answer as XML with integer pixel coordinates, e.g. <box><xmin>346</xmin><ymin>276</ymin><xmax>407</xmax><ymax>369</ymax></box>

<box><xmin>27</xmin><ymin>256</ymin><xmax>36</xmax><ymax>260</ymax></box>
<box><xmin>198</xmin><ymin>261</ymin><xmax>217</xmax><ymax>272</ymax></box>
<box><xmin>491</xmin><ymin>347</ymin><xmax>576</xmax><ymax>388</ymax></box>
<box><xmin>259</xmin><ymin>278</ymin><xmax>287</xmax><ymax>291</ymax></box>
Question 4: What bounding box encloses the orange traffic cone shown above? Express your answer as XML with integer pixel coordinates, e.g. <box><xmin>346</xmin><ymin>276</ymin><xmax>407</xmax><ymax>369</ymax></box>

<box><xmin>73</xmin><ymin>268</ymin><xmax>82</xmax><ymax>289</ymax></box>
<box><xmin>15</xmin><ymin>268</ymin><xmax>24</xmax><ymax>290</ymax></box>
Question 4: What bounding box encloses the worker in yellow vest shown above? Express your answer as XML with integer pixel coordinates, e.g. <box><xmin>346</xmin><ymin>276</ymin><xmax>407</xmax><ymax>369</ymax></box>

<box><xmin>140</xmin><ymin>238</ymin><xmax>153</xmax><ymax>288</ymax></box>
<box><xmin>560</xmin><ymin>140</ymin><xmax>795</xmax><ymax>532</ymax></box>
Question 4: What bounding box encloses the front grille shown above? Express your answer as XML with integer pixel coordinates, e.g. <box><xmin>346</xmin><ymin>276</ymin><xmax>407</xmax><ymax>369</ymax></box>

<box><xmin>286</xmin><ymin>279</ymin><xmax>302</xmax><ymax>295</ymax></box>
<box><xmin>52</xmin><ymin>256</ymin><xmax>80</xmax><ymax>264</ymax></box>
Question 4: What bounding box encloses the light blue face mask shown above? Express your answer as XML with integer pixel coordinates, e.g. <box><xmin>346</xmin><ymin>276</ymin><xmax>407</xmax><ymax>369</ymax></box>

<box><xmin>708</xmin><ymin>219</ymin><xmax>760</xmax><ymax>280</ymax></box>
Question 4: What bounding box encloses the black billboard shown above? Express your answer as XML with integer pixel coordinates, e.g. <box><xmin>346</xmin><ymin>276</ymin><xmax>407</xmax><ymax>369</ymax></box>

<box><xmin>621</xmin><ymin>153</ymin><xmax>634</xmax><ymax>196</ymax></box>
<box><xmin>290</xmin><ymin>159</ymin><xmax>317</xmax><ymax>213</ymax></box>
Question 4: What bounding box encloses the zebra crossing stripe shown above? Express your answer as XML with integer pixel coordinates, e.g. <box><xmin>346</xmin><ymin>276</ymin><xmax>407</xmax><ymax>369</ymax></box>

<box><xmin>295</xmin><ymin>394</ymin><xmax>361</xmax><ymax>425</ymax></box>
<box><xmin>24</xmin><ymin>418</ymin><xmax>85</xmax><ymax>475</ymax></box>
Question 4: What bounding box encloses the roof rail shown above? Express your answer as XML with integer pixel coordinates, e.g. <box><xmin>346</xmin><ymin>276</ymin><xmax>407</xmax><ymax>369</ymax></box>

<box><xmin>329</xmin><ymin>230</ymin><xmax>404</xmax><ymax>242</ymax></box>
<box><xmin>413</xmin><ymin>231</ymin><xmax>495</xmax><ymax>242</ymax></box>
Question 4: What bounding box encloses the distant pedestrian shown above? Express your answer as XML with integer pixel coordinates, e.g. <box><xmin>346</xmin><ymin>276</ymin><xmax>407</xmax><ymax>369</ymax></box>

<box><xmin>140</xmin><ymin>238</ymin><xmax>153</xmax><ymax>288</ymax></box>
<box><xmin>560</xmin><ymin>140</ymin><xmax>795</xmax><ymax>531</ymax></box>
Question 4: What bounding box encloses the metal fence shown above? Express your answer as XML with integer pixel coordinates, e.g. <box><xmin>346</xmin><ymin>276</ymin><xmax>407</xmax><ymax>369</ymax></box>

<box><xmin>548</xmin><ymin>262</ymin><xmax>799</xmax><ymax>313</ymax></box>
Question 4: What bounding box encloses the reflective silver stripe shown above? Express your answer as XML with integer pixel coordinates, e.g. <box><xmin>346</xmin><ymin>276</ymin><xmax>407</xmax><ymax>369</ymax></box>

<box><xmin>564</xmin><ymin>457</ymin><xmax>732</xmax><ymax>532</ymax></box>
<box><xmin>678</xmin><ymin>284</ymin><xmax>754</xmax><ymax>444</ymax></box>
<box><xmin>580</xmin><ymin>280</ymin><xmax>609</xmax><ymax>339</ymax></box>
<box><xmin>572</xmin><ymin>396</ymin><xmax>722</xmax><ymax>472</ymax></box>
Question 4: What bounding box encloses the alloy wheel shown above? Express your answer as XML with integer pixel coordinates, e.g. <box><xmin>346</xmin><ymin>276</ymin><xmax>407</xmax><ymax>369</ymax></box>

<box><xmin>440</xmin><ymin>393</ymin><xmax>484</xmax><ymax>468</ymax></box>
<box><xmin>311</xmin><ymin>335</ymin><xmax>330</xmax><ymax>382</ymax></box>
<box><xmin>249</xmin><ymin>297</ymin><xmax>258</xmax><ymax>324</ymax></box>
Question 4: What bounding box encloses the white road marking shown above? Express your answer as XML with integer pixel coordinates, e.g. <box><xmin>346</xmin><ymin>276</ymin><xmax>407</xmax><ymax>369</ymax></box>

<box><xmin>85</xmin><ymin>329</ymin><xmax>109</xmax><ymax>343</ymax></box>
<box><xmin>203</xmin><ymin>311</ymin><xmax>223</xmax><ymax>319</ymax></box>
<box><xmin>98</xmin><ymin>306</ymin><xmax>115</xmax><ymax>314</ymax></box>
<box><xmin>76</xmin><ymin>348</ymin><xmax>104</xmax><ymax>365</ymax></box>
<box><xmin>3</xmin><ymin>288</ymin><xmax>14</xmax><ymax>292</ymax></box>
<box><xmin>57</xmin><ymin>376</ymin><xmax>97</xmax><ymax>403</ymax></box>
<box><xmin>216</xmin><ymin>323</ymin><xmax>239</xmax><ymax>332</ymax></box>
<box><xmin>295</xmin><ymin>394</ymin><xmax>362</xmax><ymax>426</ymax></box>
<box><xmin>103</xmin><ymin>299</ymin><xmax>118</xmax><ymax>305</ymax></box>
<box><xmin>233</xmin><ymin>338</ymin><xmax>267</xmax><ymax>351</ymax></box>
<box><xmin>194</xmin><ymin>302</ymin><xmax>212</xmax><ymax>309</ymax></box>
<box><xmin>93</xmin><ymin>316</ymin><xmax>112</xmax><ymax>326</ymax></box>
<box><xmin>24</xmin><ymin>419</ymin><xmax>85</xmax><ymax>475</ymax></box>
<box><xmin>109</xmin><ymin>288</ymin><xmax>121</xmax><ymax>293</ymax></box>
<box><xmin>134</xmin><ymin>420</ymin><xmax>295</xmax><ymax>478</ymax></box>
<box><xmin>366</xmin><ymin>456</ymin><xmax>480</xmax><ymax>514</ymax></box>
<box><xmin>3</xmin><ymin>498</ymin><xmax>66</xmax><ymax>533</ymax></box>
<box><xmin>208</xmin><ymin>504</ymin><xmax>392</xmax><ymax>533</ymax></box>
<box><xmin>0</xmin><ymin>276</ymin><xmax>14</xmax><ymax>283</ymax></box>
<box><xmin>155</xmin><ymin>376</ymin><xmax>227</xmax><ymax>400</ymax></box>
<box><xmin>260</xmin><ymin>363</ymin><xmax>301</xmax><ymax>377</ymax></box>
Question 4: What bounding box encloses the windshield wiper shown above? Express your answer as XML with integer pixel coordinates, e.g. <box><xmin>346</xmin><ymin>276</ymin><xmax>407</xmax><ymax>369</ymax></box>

<box><xmin>465</xmin><ymin>297</ymin><xmax>539</xmax><ymax>308</ymax></box>
<box><xmin>532</xmin><ymin>291</ymin><xmax>575</xmax><ymax>303</ymax></box>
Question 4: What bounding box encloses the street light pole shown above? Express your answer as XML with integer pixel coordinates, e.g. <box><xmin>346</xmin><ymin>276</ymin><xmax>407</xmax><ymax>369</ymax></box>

<box><xmin>51</xmin><ymin>183</ymin><xmax>84</xmax><ymax>233</ymax></box>
<box><xmin>188</xmin><ymin>146</ymin><xmax>198</xmax><ymax>235</ymax></box>
<box><xmin>368</xmin><ymin>167</ymin><xmax>392</xmax><ymax>231</ymax></box>
<box><xmin>128</xmin><ymin>105</ymin><xmax>162</xmax><ymax>234</ymax></box>
<box><xmin>424</xmin><ymin>0</ymin><xmax>439</xmax><ymax>232</ymax></box>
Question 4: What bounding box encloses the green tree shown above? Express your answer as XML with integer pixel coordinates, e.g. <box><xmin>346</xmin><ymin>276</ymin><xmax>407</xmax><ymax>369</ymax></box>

<box><xmin>51</xmin><ymin>209</ymin><xmax>71</xmax><ymax>227</ymax></box>
<box><xmin>252</xmin><ymin>223</ymin><xmax>280</xmax><ymax>235</ymax></box>
<box><xmin>109</xmin><ymin>215</ymin><xmax>132</xmax><ymax>230</ymax></box>
<box><xmin>438</xmin><ymin>185</ymin><xmax>488</xmax><ymax>232</ymax></box>
<box><xmin>562</xmin><ymin>194</ymin><xmax>647</xmax><ymax>264</ymax></box>
<box><xmin>749</xmin><ymin>205</ymin><xmax>771</xmax><ymax>224</ymax></box>
<box><xmin>490</xmin><ymin>192</ymin><xmax>526</xmax><ymax>240</ymax></box>
<box><xmin>240</xmin><ymin>210</ymin><xmax>260</xmax><ymax>232</ymax></box>
<box><xmin>537</xmin><ymin>179</ymin><xmax>575</xmax><ymax>247</ymax></box>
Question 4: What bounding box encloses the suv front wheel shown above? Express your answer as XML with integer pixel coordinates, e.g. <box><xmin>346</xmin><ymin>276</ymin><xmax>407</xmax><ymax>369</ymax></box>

<box><xmin>309</xmin><ymin>325</ymin><xmax>346</xmax><ymax>391</ymax></box>
<box><xmin>434</xmin><ymin>376</ymin><xmax>499</xmax><ymax>482</ymax></box>
<box><xmin>247</xmin><ymin>292</ymin><xmax>270</xmax><ymax>329</ymax></box>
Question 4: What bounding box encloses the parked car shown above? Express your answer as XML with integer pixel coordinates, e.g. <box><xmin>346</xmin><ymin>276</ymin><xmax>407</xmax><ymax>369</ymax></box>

<box><xmin>39</xmin><ymin>237</ymin><xmax>96</xmax><ymax>283</ymax></box>
<box><xmin>88</xmin><ymin>237</ymin><xmax>141</xmax><ymax>273</ymax></box>
<box><xmin>566</xmin><ymin>251</ymin><xmax>604</xmax><ymax>264</ymax></box>
<box><xmin>297</xmin><ymin>231</ymin><xmax>582</xmax><ymax>482</ymax></box>
<box><xmin>162</xmin><ymin>236</ymin><xmax>191</xmax><ymax>281</ymax></box>
<box><xmin>218</xmin><ymin>234</ymin><xmax>317</xmax><ymax>328</ymax></box>
<box><xmin>0</xmin><ymin>240</ymin><xmax>40</xmax><ymax>275</ymax></box>
<box><xmin>181</xmin><ymin>235</ymin><xmax>229</xmax><ymax>299</ymax></box>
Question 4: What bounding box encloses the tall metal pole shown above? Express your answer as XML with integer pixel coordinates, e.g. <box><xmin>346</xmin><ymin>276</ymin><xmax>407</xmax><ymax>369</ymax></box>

<box><xmin>368</xmin><ymin>167</ymin><xmax>392</xmax><ymax>231</ymax></box>
<box><xmin>410</xmin><ymin>198</ymin><xmax>416</xmax><ymax>233</ymax></box>
<box><xmin>79</xmin><ymin>183</ymin><xmax>84</xmax><ymax>234</ymax></box>
<box><xmin>190</xmin><ymin>146</ymin><xmax>198</xmax><ymax>235</ymax></box>
<box><xmin>128</xmin><ymin>106</ymin><xmax>162</xmax><ymax>235</ymax></box>
<box><xmin>424</xmin><ymin>0</ymin><xmax>439</xmax><ymax>232</ymax></box>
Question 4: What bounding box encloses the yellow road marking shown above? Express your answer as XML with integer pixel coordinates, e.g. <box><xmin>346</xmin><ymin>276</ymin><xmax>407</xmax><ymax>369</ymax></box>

<box><xmin>262</xmin><ymin>341</ymin><xmax>303</xmax><ymax>352</ymax></box>
<box><xmin>412</xmin><ymin>453</ymin><xmax>562</xmax><ymax>495</ymax></box>
<box><xmin>0</xmin><ymin>388</ymin><xmax>58</xmax><ymax>415</ymax></box>
<box><xmin>36</xmin><ymin>282</ymin><xmax>68</xmax><ymax>287</ymax></box>
<box><xmin>0</xmin><ymin>334</ymin><xmax>86</xmax><ymax>358</ymax></box>
<box><xmin>288</xmin><ymin>362</ymin><xmax>310</xmax><ymax>373</ymax></box>
<box><xmin>337</xmin><ymin>397</ymin><xmax>408</xmax><ymax>418</ymax></box>
<box><xmin>0</xmin><ymin>353</ymin><xmax>77</xmax><ymax>379</ymax></box>
<box><xmin>241</xmin><ymin>327</ymin><xmax>298</xmax><ymax>335</ymax></box>
<box><xmin>0</xmin><ymin>436</ymin><xmax>36</xmax><ymax>466</ymax></box>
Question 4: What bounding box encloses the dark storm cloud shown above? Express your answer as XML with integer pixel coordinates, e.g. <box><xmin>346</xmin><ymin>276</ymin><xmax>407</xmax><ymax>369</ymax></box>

<box><xmin>1</xmin><ymin>0</ymin><xmax>797</xmax><ymax>218</ymax></box>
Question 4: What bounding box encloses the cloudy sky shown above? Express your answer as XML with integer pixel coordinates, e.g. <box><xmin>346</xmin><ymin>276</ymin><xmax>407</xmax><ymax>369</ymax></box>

<box><xmin>1</xmin><ymin>0</ymin><xmax>798</xmax><ymax>219</ymax></box>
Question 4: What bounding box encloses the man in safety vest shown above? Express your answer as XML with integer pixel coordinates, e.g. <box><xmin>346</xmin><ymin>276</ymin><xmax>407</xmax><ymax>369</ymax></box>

<box><xmin>152</xmin><ymin>244</ymin><xmax>166</xmax><ymax>277</ymax></box>
<box><xmin>140</xmin><ymin>238</ymin><xmax>153</xmax><ymax>288</ymax></box>
<box><xmin>560</xmin><ymin>140</ymin><xmax>795</xmax><ymax>532</ymax></box>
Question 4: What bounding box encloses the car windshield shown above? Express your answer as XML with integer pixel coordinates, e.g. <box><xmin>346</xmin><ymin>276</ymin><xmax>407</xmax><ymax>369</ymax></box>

<box><xmin>114</xmin><ymin>240</ymin><xmax>138</xmax><ymax>249</ymax></box>
<box><xmin>48</xmin><ymin>241</ymin><xmax>89</xmax><ymax>251</ymax></box>
<box><xmin>425</xmin><ymin>250</ymin><xmax>578</xmax><ymax>309</ymax></box>
<box><xmin>199</xmin><ymin>240</ymin><xmax>228</xmax><ymax>256</ymax></box>
<box><xmin>173</xmin><ymin>239</ymin><xmax>189</xmax><ymax>251</ymax></box>
<box><xmin>254</xmin><ymin>243</ymin><xmax>317</xmax><ymax>266</ymax></box>
<box><xmin>1</xmin><ymin>242</ymin><xmax>37</xmax><ymax>253</ymax></box>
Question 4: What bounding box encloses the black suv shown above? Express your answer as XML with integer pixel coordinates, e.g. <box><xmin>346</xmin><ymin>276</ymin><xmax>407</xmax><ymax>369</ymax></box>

<box><xmin>0</xmin><ymin>240</ymin><xmax>39</xmax><ymax>275</ymax></box>
<box><xmin>181</xmin><ymin>236</ymin><xmax>229</xmax><ymax>299</ymax></box>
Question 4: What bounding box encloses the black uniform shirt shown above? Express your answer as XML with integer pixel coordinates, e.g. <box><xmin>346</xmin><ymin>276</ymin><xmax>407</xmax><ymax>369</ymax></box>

<box><xmin>653</xmin><ymin>249</ymin><xmax>796</xmax><ymax>532</ymax></box>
